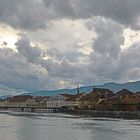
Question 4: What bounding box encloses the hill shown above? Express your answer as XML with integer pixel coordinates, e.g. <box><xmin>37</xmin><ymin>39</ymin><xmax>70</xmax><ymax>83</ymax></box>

<box><xmin>22</xmin><ymin>80</ymin><xmax>140</xmax><ymax>96</ymax></box>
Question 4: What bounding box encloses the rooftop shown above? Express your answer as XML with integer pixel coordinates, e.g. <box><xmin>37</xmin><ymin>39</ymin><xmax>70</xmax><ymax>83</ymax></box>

<box><xmin>9</xmin><ymin>95</ymin><xmax>32</xmax><ymax>102</ymax></box>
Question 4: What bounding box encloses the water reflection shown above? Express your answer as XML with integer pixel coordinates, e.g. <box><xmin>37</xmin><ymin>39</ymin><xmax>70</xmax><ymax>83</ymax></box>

<box><xmin>0</xmin><ymin>112</ymin><xmax>140</xmax><ymax>140</ymax></box>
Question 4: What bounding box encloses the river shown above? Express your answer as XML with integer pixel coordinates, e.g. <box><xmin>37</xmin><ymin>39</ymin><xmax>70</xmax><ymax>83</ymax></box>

<box><xmin>0</xmin><ymin>111</ymin><xmax>140</xmax><ymax>140</ymax></box>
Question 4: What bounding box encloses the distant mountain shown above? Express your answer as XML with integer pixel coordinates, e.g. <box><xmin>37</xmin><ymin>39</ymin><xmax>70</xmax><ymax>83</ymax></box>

<box><xmin>22</xmin><ymin>86</ymin><xmax>93</xmax><ymax>97</ymax></box>
<box><xmin>22</xmin><ymin>80</ymin><xmax>140</xmax><ymax>96</ymax></box>
<box><xmin>0</xmin><ymin>95</ymin><xmax>13</xmax><ymax>99</ymax></box>
<box><xmin>99</xmin><ymin>81</ymin><xmax>140</xmax><ymax>92</ymax></box>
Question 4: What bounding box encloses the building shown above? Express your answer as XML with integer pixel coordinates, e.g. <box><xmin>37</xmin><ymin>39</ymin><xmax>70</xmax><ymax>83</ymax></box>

<box><xmin>121</xmin><ymin>96</ymin><xmax>140</xmax><ymax>111</ymax></box>
<box><xmin>33</xmin><ymin>96</ymin><xmax>48</xmax><ymax>107</ymax></box>
<box><xmin>0</xmin><ymin>99</ymin><xmax>8</xmax><ymax>107</ymax></box>
<box><xmin>96</xmin><ymin>96</ymin><xmax>121</xmax><ymax>111</ymax></box>
<box><xmin>46</xmin><ymin>94</ymin><xmax>70</xmax><ymax>108</ymax></box>
<box><xmin>65</xmin><ymin>93</ymin><xmax>85</xmax><ymax>109</ymax></box>
<box><xmin>134</xmin><ymin>92</ymin><xmax>140</xmax><ymax>98</ymax></box>
<box><xmin>79</xmin><ymin>88</ymin><xmax>114</xmax><ymax>110</ymax></box>
<box><xmin>115</xmin><ymin>89</ymin><xmax>133</xmax><ymax>99</ymax></box>
<box><xmin>8</xmin><ymin>95</ymin><xmax>36</xmax><ymax>107</ymax></box>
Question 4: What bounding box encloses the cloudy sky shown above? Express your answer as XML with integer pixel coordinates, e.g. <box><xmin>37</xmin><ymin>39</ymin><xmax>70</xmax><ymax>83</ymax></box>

<box><xmin>0</xmin><ymin>0</ymin><xmax>140</xmax><ymax>95</ymax></box>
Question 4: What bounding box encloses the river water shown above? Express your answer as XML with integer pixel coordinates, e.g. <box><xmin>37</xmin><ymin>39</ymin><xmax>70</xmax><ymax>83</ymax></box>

<box><xmin>0</xmin><ymin>111</ymin><xmax>140</xmax><ymax>140</ymax></box>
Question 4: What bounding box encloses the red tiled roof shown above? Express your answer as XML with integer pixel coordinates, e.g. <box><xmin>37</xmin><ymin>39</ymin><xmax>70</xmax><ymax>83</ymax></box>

<box><xmin>65</xmin><ymin>93</ymin><xmax>84</xmax><ymax>101</ymax></box>
<box><xmin>115</xmin><ymin>89</ymin><xmax>133</xmax><ymax>96</ymax></box>
<box><xmin>79</xmin><ymin>94</ymin><xmax>97</xmax><ymax>101</ymax></box>
<box><xmin>122</xmin><ymin>98</ymin><xmax>140</xmax><ymax>104</ymax></box>
<box><xmin>79</xmin><ymin>88</ymin><xmax>115</xmax><ymax>101</ymax></box>
<box><xmin>134</xmin><ymin>92</ymin><xmax>140</xmax><ymax>97</ymax></box>
<box><xmin>135</xmin><ymin>91</ymin><xmax>140</xmax><ymax>94</ymax></box>
<box><xmin>9</xmin><ymin>95</ymin><xmax>32</xmax><ymax>102</ymax></box>
<box><xmin>92</xmin><ymin>88</ymin><xmax>113</xmax><ymax>93</ymax></box>
<box><xmin>59</xmin><ymin>94</ymin><xmax>72</xmax><ymax>98</ymax></box>
<box><xmin>89</xmin><ymin>88</ymin><xmax>114</xmax><ymax>98</ymax></box>
<box><xmin>97</xmin><ymin>96</ymin><xmax>121</xmax><ymax>105</ymax></box>
<box><xmin>33</xmin><ymin>96</ymin><xmax>48</xmax><ymax>102</ymax></box>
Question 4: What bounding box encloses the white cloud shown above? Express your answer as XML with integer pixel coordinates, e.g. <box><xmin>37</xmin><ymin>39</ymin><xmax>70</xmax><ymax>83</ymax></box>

<box><xmin>0</xmin><ymin>24</ymin><xmax>19</xmax><ymax>49</ymax></box>
<box><xmin>121</xmin><ymin>28</ymin><xmax>140</xmax><ymax>49</ymax></box>
<box><xmin>0</xmin><ymin>0</ymin><xmax>140</xmax><ymax>94</ymax></box>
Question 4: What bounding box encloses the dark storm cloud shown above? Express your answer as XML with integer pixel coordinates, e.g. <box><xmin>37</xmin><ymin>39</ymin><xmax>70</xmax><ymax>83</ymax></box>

<box><xmin>43</xmin><ymin>0</ymin><xmax>140</xmax><ymax>29</ymax></box>
<box><xmin>11</xmin><ymin>20</ymin><xmax>140</xmax><ymax>89</ymax></box>
<box><xmin>86</xmin><ymin>17</ymin><xmax>124</xmax><ymax>58</ymax></box>
<box><xmin>0</xmin><ymin>29</ymin><xmax>140</xmax><ymax>93</ymax></box>
<box><xmin>16</xmin><ymin>35</ymin><xmax>42</xmax><ymax>62</ymax></box>
<box><xmin>0</xmin><ymin>0</ymin><xmax>140</xmax><ymax>30</ymax></box>
<box><xmin>0</xmin><ymin>0</ymin><xmax>47</xmax><ymax>30</ymax></box>
<box><xmin>0</xmin><ymin>47</ymin><xmax>48</xmax><ymax>91</ymax></box>
<box><xmin>43</xmin><ymin>0</ymin><xmax>75</xmax><ymax>17</ymax></box>
<box><xmin>41</xmin><ymin>57</ymin><xmax>79</xmax><ymax>78</ymax></box>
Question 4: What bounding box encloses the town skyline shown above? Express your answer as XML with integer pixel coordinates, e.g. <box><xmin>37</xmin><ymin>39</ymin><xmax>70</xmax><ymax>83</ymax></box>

<box><xmin>1</xmin><ymin>1</ymin><xmax>140</xmax><ymax>140</ymax></box>
<box><xmin>1</xmin><ymin>87</ymin><xmax>140</xmax><ymax>114</ymax></box>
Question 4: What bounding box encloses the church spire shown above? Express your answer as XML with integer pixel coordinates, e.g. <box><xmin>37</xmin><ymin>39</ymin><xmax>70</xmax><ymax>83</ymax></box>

<box><xmin>93</xmin><ymin>84</ymin><xmax>96</xmax><ymax>91</ymax></box>
<box><xmin>77</xmin><ymin>84</ymin><xmax>80</xmax><ymax>94</ymax></box>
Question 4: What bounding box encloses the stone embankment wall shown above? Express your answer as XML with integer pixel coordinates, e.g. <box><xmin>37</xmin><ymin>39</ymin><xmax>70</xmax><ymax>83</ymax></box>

<box><xmin>65</xmin><ymin>110</ymin><xmax>140</xmax><ymax>119</ymax></box>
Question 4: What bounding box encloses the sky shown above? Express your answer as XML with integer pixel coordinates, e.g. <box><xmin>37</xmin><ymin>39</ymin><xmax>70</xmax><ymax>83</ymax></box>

<box><xmin>0</xmin><ymin>0</ymin><xmax>140</xmax><ymax>95</ymax></box>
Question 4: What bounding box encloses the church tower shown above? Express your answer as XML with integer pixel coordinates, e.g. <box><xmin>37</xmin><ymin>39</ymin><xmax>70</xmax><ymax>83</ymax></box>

<box><xmin>77</xmin><ymin>84</ymin><xmax>80</xmax><ymax>94</ymax></box>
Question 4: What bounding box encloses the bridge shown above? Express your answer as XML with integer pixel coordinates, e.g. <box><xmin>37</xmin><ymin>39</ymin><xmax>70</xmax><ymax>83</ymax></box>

<box><xmin>0</xmin><ymin>106</ymin><xmax>64</xmax><ymax>112</ymax></box>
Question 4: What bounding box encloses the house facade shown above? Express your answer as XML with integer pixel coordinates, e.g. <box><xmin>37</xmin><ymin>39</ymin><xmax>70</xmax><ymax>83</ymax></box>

<box><xmin>65</xmin><ymin>93</ymin><xmax>85</xmax><ymax>109</ymax></box>
<box><xmin>33</xmin><ymin>96</ymin><xmax>48</xmax><ymax>107</ymax></box>
<box><xmin>96</xmin><ymin>97</ymin><xmax>121</xmax><ymax>111</ymax></box>
<box><xmin>8</xmin><ymin>95</ymin><xmax>36</xmax><ymax>107</ymax></box>
<box><xmin>46</xmin><ymin>94</ymin><xmax>70</xmax><ymax>108</ymax></box>
<box><xmin>79</xmin><ymin>88</ymin><xmax>114</xmax><ymax>110</ymax></box>
<box><xmin>0</xmin><ymin>99</ymin><xmax>9</xmax><ymax>107</ymax></box>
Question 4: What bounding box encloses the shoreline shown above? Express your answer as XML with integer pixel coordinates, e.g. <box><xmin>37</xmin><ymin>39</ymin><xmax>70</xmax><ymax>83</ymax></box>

<box><xmin>1</xmin><ymin>109</ymin><xmax>140</xmax><ymax>119</ymax></box>
<box><xmin>64</xmin><ymin>110</ymin><xmax>140</xmax><ymax>120</ymax></box>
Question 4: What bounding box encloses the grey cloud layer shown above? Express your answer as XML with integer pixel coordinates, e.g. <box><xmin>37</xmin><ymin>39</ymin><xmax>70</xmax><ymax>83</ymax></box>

<box><xmin>0</xmin><ymin>0</ymin><xmax>47</xmax><ymax>30</ymax></box>
<box><xmin>16</xmin><ymin>35</ymin><xmax>42</xmax><ymax>62</ymax></box>
<box><xmin>1</xmin><ymin>17</ymin><xmax>139</xmax><ymax>92</ymax></box>
<box><xmin>43</xmin><ymin>0</ymin><xmax>140</xmax><ymax>29</ymax></box>
<box><xmin>0</xmin><ymin>0</ymin><xmax>140</xmax><ymax>93</ymax></box>
<box><xmin>0</xmin><ymin>0</ymin><xmax>140</xmax><ymax>30</ymax></box>
<box><xmin>0</xmin><ymin>47</ymin><xmax>48</xmax><ymax>91</ymax></box>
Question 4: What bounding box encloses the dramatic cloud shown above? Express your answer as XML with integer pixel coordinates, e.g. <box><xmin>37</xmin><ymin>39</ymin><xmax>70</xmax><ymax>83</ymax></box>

<box><xmin>0</xmin><ymin>0</ymin><xmax>140</xmax><ymax>95</ymax></box>
<box><xmin>0</xmin><ymin>47</ymin><xmax>48</xmax><ymax>91</ymax></box>
<box><xmin>0</xmin><ymin>0</ymin><xmax>47</xmax><ymax>30</ymax></box>
<box><xmin>0</xmin><ymin>0</ymin><xmax>140</xmax><ymax>30</ymax></box>
<box><xmin>86</xmin><ymin>17</ymin><xmax>124</xmax><ymax>58</ymax></box>
<box><xmin>43</xmin><ymin>0</ymin><xmax>140</xmax><ymax>29</ymax></box>
<box><xmin>118</xmin><ymin>43</ymin><xmax>140</xmax><ymax>81</ymax></box>
<box><xmin>16</xmin><ymin>35</ymin><xmax>42</xmax><ymax>62</ymax></box>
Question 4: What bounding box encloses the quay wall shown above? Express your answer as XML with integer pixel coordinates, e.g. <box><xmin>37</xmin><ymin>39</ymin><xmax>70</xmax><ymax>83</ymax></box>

<box><xmin>64</xmin><ymin>110</ymin><xmax>140</xmax><ymax>119</ymax></box>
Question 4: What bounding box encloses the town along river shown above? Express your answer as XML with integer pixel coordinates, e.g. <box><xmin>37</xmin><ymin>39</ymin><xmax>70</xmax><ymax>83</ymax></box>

<box><xmin>0</xmin><ymin>111</ymin><xmax>140</xmax><ymax>140</ymax></box>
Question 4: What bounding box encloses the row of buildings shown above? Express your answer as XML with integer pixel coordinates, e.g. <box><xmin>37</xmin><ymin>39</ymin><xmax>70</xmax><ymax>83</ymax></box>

<box><xmin>0</xmin><ymin>88</ymin><xmax>140</xmax><ymax>111</ymax></box>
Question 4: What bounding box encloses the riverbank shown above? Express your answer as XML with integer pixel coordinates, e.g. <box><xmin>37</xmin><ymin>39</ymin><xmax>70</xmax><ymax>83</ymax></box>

<box><xmin>64</xmin><ymin>110</ymin><xmax>140</xmax><ymax>119</ymax></box>
<box><xmin>1</xmin><ymin>108</ymin><xmax>140</xmax><ymax>119</ymax></box>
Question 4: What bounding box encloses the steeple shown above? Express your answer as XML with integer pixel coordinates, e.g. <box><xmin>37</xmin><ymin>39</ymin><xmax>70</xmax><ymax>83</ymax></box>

<box><xmin>93</xmin><ymin>84</ymin><xmax>96</xmax><ymax>91</ymax></box>
<box><xmin>77</xmin><ymin>84</ymin><xmax>80</xmax><ymax>94</ymax></box>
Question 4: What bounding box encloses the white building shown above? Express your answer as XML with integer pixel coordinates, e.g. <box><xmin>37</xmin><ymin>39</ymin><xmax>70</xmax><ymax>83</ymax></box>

<box><xmin>46</xmin><ymin>94</ymin><xmax>70</xmax><ymax>108</ymax></box>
